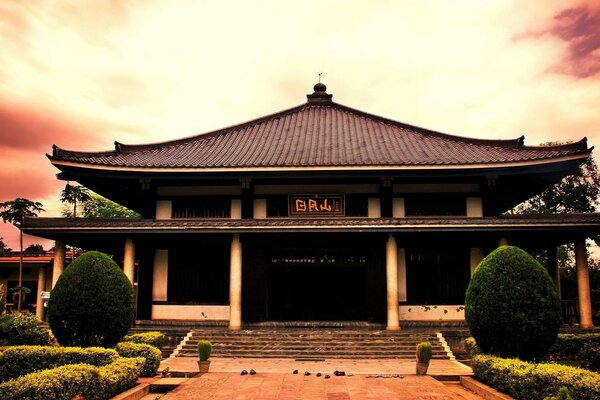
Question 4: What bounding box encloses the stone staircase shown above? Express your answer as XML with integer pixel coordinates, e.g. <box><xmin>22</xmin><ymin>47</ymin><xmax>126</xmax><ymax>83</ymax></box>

<box><xmin>172</xmin><ymin>329</ymin><xmax>453</xmax><ymax>359</ymax></box>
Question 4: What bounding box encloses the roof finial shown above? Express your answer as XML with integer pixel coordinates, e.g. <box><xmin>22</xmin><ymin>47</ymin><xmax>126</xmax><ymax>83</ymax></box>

<box><xmin>318</xmin><ymin>72</ymin><xmax>322</xmax><ymax>83</ymax></box>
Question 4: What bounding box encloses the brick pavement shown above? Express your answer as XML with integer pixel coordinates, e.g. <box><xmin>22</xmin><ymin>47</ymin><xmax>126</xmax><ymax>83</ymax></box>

<box><xmin>159</xmin><ymin>357</ymin><xmax>473</xmax><ymax>376</ymax></box>
<box><xmin>160</xmin><ymin>373</ymin><xmax>484</xmax><ymax>400</ymax></box>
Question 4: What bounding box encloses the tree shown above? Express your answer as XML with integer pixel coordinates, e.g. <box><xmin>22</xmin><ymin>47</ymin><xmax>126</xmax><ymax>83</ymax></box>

<box><xmin>0</xmin><ymin>198</ymin><xmax>44</xmax><ymax>312</ymax></box>
<box><xmin>465</xmin><ymin>246</ymin><xmax>561</xmax><ymax>360</ymax></box>
<box><xmin>514</xmin><ymin>156</ymin><xmax>600</xmax><ymax>214</ymax></box>
<box><xmin>61</xmin><ymin>191</ymin><xmax>140</xmax><ymax>218</ymax></box>
<box><xmin>23</xmin><ymin>244</ymin><xmax>44</xmax><ymax>254</ymax></box>
<box><xmin>0</xmin><ymin>237</ymin><xmax>11</xmax><ymax>254</ymax></box>
<box><xmin>60</xmin><ymin>183</ymin><xmax>91</xmax><ymax>218</ymax></box>
<box><xmin>47</xmin><ymin>251</ymin><xmax>135</xmax><ymax>347</ymax></box>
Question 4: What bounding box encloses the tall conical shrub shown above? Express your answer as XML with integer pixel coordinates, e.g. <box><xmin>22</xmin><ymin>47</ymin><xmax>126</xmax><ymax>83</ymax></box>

<box><xmin>465</xmin><ymin>246</ymin><xmax>561</xmax><ymax>360</ymax></box>
<box><xmin>47</xmin><ymin>251</ymin><xmax>135</xmax><ymax>347</ymax></box>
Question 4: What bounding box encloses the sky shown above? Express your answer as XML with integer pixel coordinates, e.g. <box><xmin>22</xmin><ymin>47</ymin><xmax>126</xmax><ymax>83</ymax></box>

<box><xmin>0</xmin><ymin>0</ymin><xmax>600</xmax><ymax>250</ymax></box>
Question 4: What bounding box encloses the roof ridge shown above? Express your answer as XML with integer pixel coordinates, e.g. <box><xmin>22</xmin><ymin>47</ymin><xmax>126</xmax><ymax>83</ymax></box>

<box><xmin>329</xmin><ymin>102</ymin><xmax>525</xmax><ymax>149</ymax></box>
<box><xmin>115</xmin><ymin>103</ymin><xmax>311</xmax><ymax>153</ymax></box>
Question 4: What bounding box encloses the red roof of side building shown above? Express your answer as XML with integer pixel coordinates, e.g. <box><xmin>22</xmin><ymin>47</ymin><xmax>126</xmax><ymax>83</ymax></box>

<box><xmin>48</xmin><ymin>84</ymin><xmax>592</xmax><ymax>171</ymax></box>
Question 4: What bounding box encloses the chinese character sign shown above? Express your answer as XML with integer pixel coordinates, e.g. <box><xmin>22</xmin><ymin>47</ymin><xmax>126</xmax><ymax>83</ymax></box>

<box><xmin>289</xmin><ymin>195</ymin><xmax>344</xmax><ymax>216</ymax></box>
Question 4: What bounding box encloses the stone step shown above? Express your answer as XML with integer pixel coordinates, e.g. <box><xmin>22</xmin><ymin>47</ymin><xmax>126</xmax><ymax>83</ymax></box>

<box><xmin>176</xmin><ymin>350</ymin><xmax>448</xmax><ymax>359</ymax></box>
<box><xmin>182</xmin><ymin>341</ymin><xmax>443</xmax><ymax>350</ymax></box>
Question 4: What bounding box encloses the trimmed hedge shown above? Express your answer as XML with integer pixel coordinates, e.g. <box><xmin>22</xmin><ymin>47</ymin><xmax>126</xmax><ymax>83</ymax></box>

<box><xmin>465</xmin><ymin>246</ymin><xmax>561</xmax><ymax>360</ymax></box>
<box><xmin>0</xmin><ymin>356</ymin><xmax>143</xmax><ymax>400</ymax></box>
<box><xmin>0</xmin><ymin>314</ymin><xmax>54</xmax><ymax>346</ymax></box>
<box><xmin>580</xmin><ymin>342</ymin><xmax>600</xmax><ymax>372</ymax></box>
<box><xmin>121</xmin><ymin>331</ymin><xmax>166</xmax><ymax>350</ymax></box>
<box><xmin>116</xmin><ymin>342</ymin><xmax>161</xmax><ymax>377</ymax></box>
<box><xmin>472</xmin><ymin>354</ymin><xmax>600</xmax><ymax>400</ymax></box>
<box><xmin>547</xmin><ymin>333</ymin><xmax>600</xmax><ymax>358</ymax></box>
<box><xmin>47</xmin><ymin>251</ymin><xmax>135</xmax><ymax>347</ymax></box>
<box><xmin>0</xmin><ymin>346</ymin><xmax>118</xmax><ymax>382</ymax></box>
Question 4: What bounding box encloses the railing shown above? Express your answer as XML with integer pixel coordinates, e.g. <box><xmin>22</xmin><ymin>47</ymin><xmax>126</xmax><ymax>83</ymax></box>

<box><xmin>561</xmin><ymin>300</ymin><xmax>578</xmax><ymax>325</ymax></box>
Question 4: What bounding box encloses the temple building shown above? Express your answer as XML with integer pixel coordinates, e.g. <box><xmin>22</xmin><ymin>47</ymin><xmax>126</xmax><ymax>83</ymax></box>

<box><xmin>22</xmin><ymin>83</ymin><xmax>599</xmax><ymax>329</ymax></box>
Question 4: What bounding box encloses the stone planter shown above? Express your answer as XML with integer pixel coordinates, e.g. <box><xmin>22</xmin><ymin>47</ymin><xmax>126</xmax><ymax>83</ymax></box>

<box><xmin>416</xmin><ymin>362</ymin><xmax>429</xmax><ymax>375</ymax></box>
<box><xmin>197</xmin><ymin>360</ymin><xmax>211</xmax><ymax>373</ymax></box>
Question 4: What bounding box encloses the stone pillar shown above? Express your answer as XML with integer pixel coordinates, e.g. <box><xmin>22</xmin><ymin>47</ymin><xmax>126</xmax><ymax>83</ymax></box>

<box><xmin>152</xmin><ymin>249</ymin><xmax>169</xmax><ymax>301</ymax></box>
<box><xmin>470</xmin><ymin>248</ymin><xmax>484</xmax><ymax>275</ymax></box>
<box><xmin>386</xmin><ymin>234</ymin><xmax>400</xmax><ymax>331</ymax></box>
<box><xmin>498</xmin><ymin>237</ymin><xmax>508</xmax><ymax>246</ymax></box>
<box><xmin>36</xmin><ymin>266</ymin><xmax>46</xmax><ymax>320</ymax></box>
<box><xmin>229</xmin><ymin>234</ymin><xmax>242</xmax><ymax>330</ymax></box>
<box><xmin>123</xmin><ymin>238</ymin><xmax>135</xmax><ymax>285</ymax></box>
<box><xmin>52</xmin><ymin>240</ymin><xmax>66</xmax><ymax>288</ymax></box>
<box><xmin>547</xmin><ymin>247</ymin><xmax>560</xmax><ymax>298</ymax></box>
<box><xmin>575</xmin><ymin>239</ymin><xmax>594</xmax><ymax>328</ymax></box>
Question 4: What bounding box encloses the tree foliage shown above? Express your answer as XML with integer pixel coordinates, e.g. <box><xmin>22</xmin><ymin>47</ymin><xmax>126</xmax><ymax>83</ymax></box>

<box><xmin>514</xmin><ymin>156</ymin><xmax>600</xmax><ymax>214</ymax></box>
<box><xmin>0</xmin><ymin>198</ymin><xmax>44</xmax><ymax>312</ymax></box>
<box><xmin>465</xmin><ymin>246</ymin><xmax>562</xmax><ymax>360</ymax></box>
<box><xmin>0</xmin><ymin>238</ymin><xmax>10</xmax><ymax>254</ymax></box>
<box><xmin>47</xmin><ymin>251</ymin><xmax>135</xmax><ymax>347</ymax></box>
<box><xmin>61</xmin><ymin>191</ymin><xmax>140</xmax><ymax>218</ymax></box>
<box><xmin>0</xmin><ymin>198</ymin><xmax>45</xmax><ymax>226</ymax></box>
<box><xmin>23</xmin><ymin>244</ymin><xmax>44</xmax><ymax>254</ymax></box>
<box><xmin>60</xmin><ymin>184</ymin><xmax>91</xmax><ymax>218</ymax></box>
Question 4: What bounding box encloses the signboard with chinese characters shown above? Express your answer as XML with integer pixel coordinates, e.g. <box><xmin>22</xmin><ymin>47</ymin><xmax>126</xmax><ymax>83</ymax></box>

<box><xmin>288</xmin><ymin>194</ymin><xmax>344</xmax><ymax>217</ymax></box>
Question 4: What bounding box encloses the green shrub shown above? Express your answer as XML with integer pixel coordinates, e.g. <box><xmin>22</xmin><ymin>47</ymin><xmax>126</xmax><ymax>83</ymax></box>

<box><xmin>0</xmin><ymin>314</ymin><xmax>53</xmax><ymax>346</ymax></box>
<box><xmin>464</xmin><ymin>337</ymin><xmax>480</xmax><ymax>358</ymax></box>
<box><xmin>547</xmin><ymin>333</ymin><xmax>600</xmax><ymax>358</ymax></box>
<box><xmin>465</xmin><ymin>246</ymin><xmax>561</xmax><ymax>360</ymax></box>
<box><xmin>544</xmin><ymin>387</ymin><xmax>573</xmax><ymax>400</ymax></box>
<box><xmin>472</xmin><ymin>354</ymin><xmax>600</xmax><ymax>400</ymax></box>
<box><xmin>197</xmin><ymin>340</ymin><xmax>212</xmax><ymax>361</ymax></box>
<box><xmin>116</xmin><ymin>342</ymin><xmax>161</xmax><ymax>377</ymax></box>
<box><xmin>121</xmin><ymin>331</ymin><xmax>166</xmax><ymax>350</ymax></box>
<box><xmin>416</xmin><ymin>342</ymin><xmax>432</xmax><ymax>363</ymax></box>
<box><xmin>47</xmin><ymin>251</ymin><xmax>135</xmax><ymax>347</ymax></box>
<box><xmin>0</xmin><ymin>357</ymin><xmax>143</xmax><ymax>400</ymax></box>
<box><xmin>0</xmin><ymin>345</ymin><xmax>118</xmax><ymax>382</ymax></box>
<box><xmin>580</xmin><ymin>342</ymin><xmax>600</xmax><ymax>372</ymax></box>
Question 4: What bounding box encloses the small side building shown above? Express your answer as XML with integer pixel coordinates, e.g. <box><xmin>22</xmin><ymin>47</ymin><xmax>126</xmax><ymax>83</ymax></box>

<box><xmin>22</xmin><ymin>83</ymin><xmax>599</xmax><ymax>329</ymax></box>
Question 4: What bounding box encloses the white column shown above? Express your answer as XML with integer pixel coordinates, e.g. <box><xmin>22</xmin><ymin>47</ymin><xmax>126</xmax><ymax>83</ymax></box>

<box><xmin>498</xmin><ymin>238</ymin><xmax>508</xmax><ymax>247</ymax></box>
<box><xmin>52</xmin><ymin>240</ymin><xmax>66</xmax><ymax>288</ymax></box>
<box><xmin>36</xmin><ymin>266</ymin><xmax>46</xmax><ymax>320</ymax></box>
<box><xmin>123</xmin><ymin>238</ymin><xmax>135</xmax><ymax>285</ymax></box>
<box><xmin>470</xmin><ymin>248</ymin><xmax>484</xmax><ymax>275</ymax></box>
<box><xmin>152</xmin><ymin>249</ymin><xmax>169</xmax><ymax>301</ymax></box>
<box><xmin>386</xmin><ymin>234</ymin><xmax>400</xmax><ymax>330</ymax></box>
<box><xmin>229</xmin><ymin>234</ymin><xmax>242</xmax><ymax>330</ymax></box>
<box><xmin>576</xmin><ymin>239</ymin><xmax>594</xmax><ymax>328</ymax></box>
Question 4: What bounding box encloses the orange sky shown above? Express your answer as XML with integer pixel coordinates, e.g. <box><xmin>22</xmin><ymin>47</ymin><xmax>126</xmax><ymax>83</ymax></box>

<box><xmin>1</xmin><ymin>0</ymin><xmax>600</xmax><ymax>249</ymax></box>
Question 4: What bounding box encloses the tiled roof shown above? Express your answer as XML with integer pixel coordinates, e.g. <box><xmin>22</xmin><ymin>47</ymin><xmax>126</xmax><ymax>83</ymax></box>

<box><xmin>21</xmin><ymin>214</ymin><xmax>600</xmax><ymax>234</ymax></box>
<box><xmin>49</xmin><ymin>86</ymin><xmax>591</xmax><ymax>170</ymax></box>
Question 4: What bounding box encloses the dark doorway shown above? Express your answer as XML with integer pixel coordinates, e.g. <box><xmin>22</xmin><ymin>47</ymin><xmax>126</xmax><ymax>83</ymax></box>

<box><xmin>268</xmin><ymin>253</ymin><xmax>368</xmax><ymax>321</ymax></box>
<box><xmin>406</xmin><ymin>247</ymin><xmax>470</xmax><ymax>305</ymax></box>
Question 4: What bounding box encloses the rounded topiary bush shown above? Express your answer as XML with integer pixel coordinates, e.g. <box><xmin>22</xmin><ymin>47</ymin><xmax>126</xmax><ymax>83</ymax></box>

<box><xmin>465</xmin><ymin>245</ymin><xmax>561</xmax><ymax>360</ymax></box>
<box><xmin>47</xmin><ymin>251</ymin><xmax>134</xmax><ymax>347</ymax></box>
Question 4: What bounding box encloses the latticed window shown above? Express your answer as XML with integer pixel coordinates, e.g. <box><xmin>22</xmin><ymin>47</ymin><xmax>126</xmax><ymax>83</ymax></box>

<box><xmin>171</xmin><ymin>197</ymin><xmax>231</xmax><ymax>218</ymax></box>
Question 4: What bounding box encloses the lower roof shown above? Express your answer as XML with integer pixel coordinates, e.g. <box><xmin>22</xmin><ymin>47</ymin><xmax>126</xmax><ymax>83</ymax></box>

<box><xmin>22</xmin><ymin>214</ymin><xmax>600</xmax><ymax>236</ymax></box>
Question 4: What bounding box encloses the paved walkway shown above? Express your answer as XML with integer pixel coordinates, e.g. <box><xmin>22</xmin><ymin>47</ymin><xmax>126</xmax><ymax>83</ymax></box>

<box><xmin>160</xmin><ymin>373</ymin><xmax>483</xmax><ymax>400</ymax></box>
<box><xmin>159</xmin><ymin>357</ymin><xmax>473</xmax><ymax>376</ymax></box>
<box><xmin>155</xmin><ymin>358</ymin><xmax>480</xmax><ymax>399</ymax></box>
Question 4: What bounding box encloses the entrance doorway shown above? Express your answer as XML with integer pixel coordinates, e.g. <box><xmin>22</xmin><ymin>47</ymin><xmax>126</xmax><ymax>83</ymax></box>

<box><xmin>268</xmin><ymin>252</ymin><xmax>368</xmax><ymax>321</ymax></box>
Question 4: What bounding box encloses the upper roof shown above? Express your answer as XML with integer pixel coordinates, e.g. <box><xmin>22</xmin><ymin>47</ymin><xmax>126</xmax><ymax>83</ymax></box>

<box><xmin>49</xmin><ymin>83</ymin><xmax>592</xmax><ymax>172</ymax></box>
